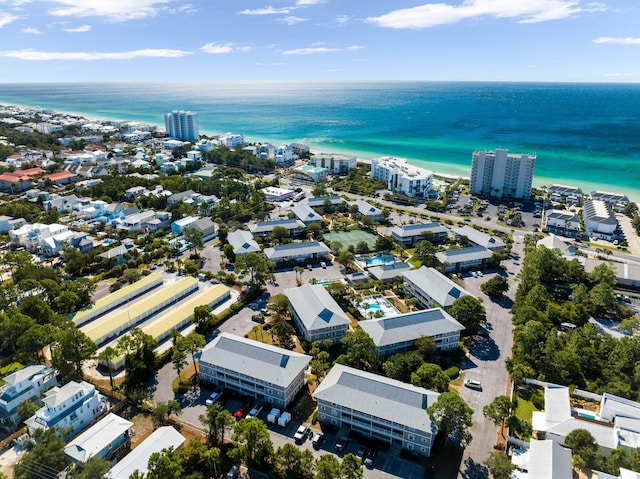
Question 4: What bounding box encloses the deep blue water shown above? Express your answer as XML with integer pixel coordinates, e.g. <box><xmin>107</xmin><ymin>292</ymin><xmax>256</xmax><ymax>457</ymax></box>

<box><xmin>1</xmin><ymin>81</ymin><xmax>639</xmax><ymax>199</ymax></box>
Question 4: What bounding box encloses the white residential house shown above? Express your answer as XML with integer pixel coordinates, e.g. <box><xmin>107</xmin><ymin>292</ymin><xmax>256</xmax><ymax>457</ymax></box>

<box><xmin>511</xmin><ymin>439</ymin><xmax>573</xmax><ymax>479</ymax></box>
<box><xmin>274</xmin><ymin>144</ymin><xmax>296</xmax><ymax>166</ymax></box>
<box><xmin>9</xmin><ymin>223</ymin><xmax>73</xmax><ymax>254</ymax></box>
<box><xmin>403</xmin><ymin>266</ymin><xmax>473</xmax><ymax>311</ymax></box>
<box><xmin>358</xmin><ymin>308</ymin><xmax>464</xmax><ymax>357</ymax></box>
<box><xmin>371</xmin><ymin>157</ymin><xmax>433</xmax><ymax>198</ymax></box>
<box><xmin>0</xmin><ymin>215</ymin><xmax>26</xmax><ymax>233</ymax></box>
<box><xmin>25</xmin><ymin>381</ymin><xmax>108</xmax><ymax>440</ymax></box>
<box><xmin>64</xmin><ymin>413</ymin><xmax>133</xmax><ymax>465</ymax></box>
<box><xmin>106</xmin><ymin>426</ymin><xmax>185</xmax><ymax>479</ymax></box>
<box><xmin>257</xmin><ymin>143</ymin><xmax>275</xmax><ymax>160</ymax></box>
<box><xmin>547</xmin><ymin>184</ymin><xmax>583</xmax><ymax>205</ymax></box>
<box><xmin>293</xmin><ymin>165</ymin><xmax>328</xmax><ymax>184</ymax></box>
<box><xmin>285</xmin><ymin>284</ymin><xmax>350</xmax><ymax>344</ymax></box>
<box><xmin>199</xmin><ymin>333</ymin><xmax>311</xmax><ymax>408</ymax></box>
<box><xmin>313</xmin><ymin>364</ymin><xmax>439</xmax><ymax>456</ymax></box>
<box><xmin>544</xmin><ymin>210</ymin><xmax>581</xmax><ymax>237</ymax></box>
<box><xmin>186</xmin><ymin>150</ymin><xmax>202</xmax><ymax>162</ymax></box>
<box><xmin>0</xmin><ymin>365</ymin><xmax>57</xmax><ymax>432</ymax></box>
<box><xmin>218</xmin><ymin>133</ymin><xmax>244</xmax><ymax>149</ymax></box>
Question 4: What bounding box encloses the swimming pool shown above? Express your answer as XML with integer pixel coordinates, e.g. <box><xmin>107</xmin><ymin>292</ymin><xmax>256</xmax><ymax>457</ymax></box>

<box><xmin>356</xmin><ymin>295</ymin><xmax>401</xmax><ymax>319</ymax></box>
<box><xmin>356</xmin><ymin>253</ymin><xmax>400</xmax><ymax>268</ymax></box>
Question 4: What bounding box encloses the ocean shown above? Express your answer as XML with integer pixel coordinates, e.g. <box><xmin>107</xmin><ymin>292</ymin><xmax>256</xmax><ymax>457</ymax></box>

<box><xmin>1</xmin><ymin>81</ymin><xmax>639</xmax><ymax>200</ymax></box>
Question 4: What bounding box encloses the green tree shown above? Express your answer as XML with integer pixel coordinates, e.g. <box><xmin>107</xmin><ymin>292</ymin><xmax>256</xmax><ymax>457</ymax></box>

<box><xmin>354</xmin><ymin>240</ymin><xmax>370</xmax><ymax>254</ymax></box>
<box><xmin>13</xmin><ymin>428</ymin><xmax>67</xmax><ymax>479</ymax></box>
<box><xmin>267</xmin><ymin>293</ymin><xmax>290</xmax><ymax>319</ymax></box>
<box><xmin>152</xmin><ymin>400</ymin><xmax>183</xmax><ymax>426</ymax></box>
<box><xmin>178</xmin><ymin>333</ymin><xmax>206</xmax><ymax>376</ymax></box>
<box><xmin>147</xmin><ymin>448</ymin><xmax>183</xmax><ymax>479</ymax></box>
<box><xmin>51</xmin><ymin>326</ymin><xmax>97</xmax><ymax>382</ymax></box>
<box><xmin>232</xmin><ymin>417</ymin><xmax>274</xmax><ymax>467</ymax></box>
<box><xmin>589</xmin><ymin>281</ymin><xmax>617</xmax><ymax>317</ymax></box>
<box><xmin>448</xmin><ymin>295</ymin><xmax>487</xmax><ymax>335</ymax></box>
<box><xmin>183</xmin><ymin>227</ymin><xmax>204</xmax><ymax>255</ymax></box>
<box><xmin>337</xmin><ymin>250</ymin><xmax>355</xmax><ymax>271</ymax></box>
<box><xmin>17</xmin><ymin>400</ymin><xmax>39</xmax><ymax>423</ymax></box>
<box><xmin>272</xmin><ymin>225</ymin><xmax>290</xmax><ymax>240</ymax></box>
<box><xmin>307</xmin><ymin>222</ymin><xmax>321</xmax><ymax>239</ymax></box>
<box><xmin>427</xmin><ymin>391</ymin><xmax>473</xmax><ymax>447</ymax></box>
<box><xmin>16</xmin><ymin>324</ymin><xmax>56</xmax><ymax>363</ymax></box>
<box><xmin>374</xmin><ymin>235</ymin><xmax>395</xmax><ymax>252</ymax></box>
<box><xmin>96</xmin><ymin>346</ymin><xmax>119</xmax><ymax>390</ymax></box>
<box><xmin>341</xmin><ymin>453</ymin><xmax>364</xmax><ymax>479</ymax></box>
<box><xmin>482</xmin><ymin>395</ymin><xmax>514</xmax><ymax>436</ymax></box>
<box><xmin>315</xmin><ymin>454</ymin><xmax>341</xmax><ymax>479</ymax></box>
<box><xmin>383</xmin><ymin>350</ymin><xmax>425</xmax><ymax>383</ymax></box>
<box><xmin>274</xmin><ymin>443</ymin><xmax>315</xmax><ymax>479</ymax></box>
<box><xmin>171</xmin><ymin>343</ymin><xmax>187</xmax><ymax>383</ymax></box>
<box><xmin>193</xmin><ymin>304</ymin><xmax>213</xmax><ymax>329</ymax></box>
<box><xmin>414</xmin><ymin>240</ymin><xmax>438</xmax><ymax>267</ymax></box>
<box><xmin>117</xmin><ymin>328</ymin><xmax>158</xmax><ymax>387</ymax></box>
<box><xmin>336</xmin><ymin>329</ymin><xmax>380</xmax><ymax>371</ymax></box>
<box><xmin>410</xmin><ymin>363</ymin><xmax>450</xmax><ymax>392</ymax></box>
<box><xmin>72</xmin><ymin>456</ymin><xmax>109</xmax><ymax>479</ymax></box>
<box><xmin>235</xmin><ymin>252</ymin><xmax>271</xmax><ymax>289</ymax></box>
<box><xmin>565</xmin><ymin>428</ymin><xmax>600</xmax><ymax>469</ymax></box>
<box><xmin>480</xmin><ymin>275</ymin><xmax>509</xmax><ymax>299</ymax></box>
<box><xmin>484</xmin><ymin>451</ymin><xmax>515</xmax><ymax>479</ymax></box>
<box><xmin>199</xmin><ymin>403</ymin><xmax>234</xmax><ymax>446</ymax></box>
<box><xmin>588</xmin><ymin>263</ymin><xmax>617</xmax><ymax>287</ymax></box>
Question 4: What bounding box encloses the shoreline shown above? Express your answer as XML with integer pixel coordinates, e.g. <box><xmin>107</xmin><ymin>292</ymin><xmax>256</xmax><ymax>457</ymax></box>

<box><xmin>2</xmin><ymin>100</ymin><xmax>637</xmax><ymax>203</ymax></box>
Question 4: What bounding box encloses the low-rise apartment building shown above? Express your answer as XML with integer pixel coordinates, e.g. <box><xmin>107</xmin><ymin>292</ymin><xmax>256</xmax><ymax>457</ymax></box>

<box><xmin>403</xmin><ymin>266</ymin><xmax>473</xmax><ymax>310</ymax></box>
<box><xmin>544</xmin><ymin>210</ymin><xmax>581</xmax><ymax>237</ymax></box>
<box><xmin>453</xmin><ymin>225</ymin><xmax>506</xmax><ymax>252</ymax></box>
<box><xmin>309</xmin><ymin>153</ymin><xmax>357</xmax><ymax>174</ymax></box>
<box><xmin>264</xmin><ymin>241</ymin><xmax>330</xmax><ymax>264</ymax></box>
<box><xmin>358</xmin><ymin>308</ymin><xmax>464</xmax><ymax>357</ymax></box>
<box><xmin>390</xmin><ymin>222</ymin><xmax>448</xmax><ymax>246</ymax></box>
<box><xmin>227</xmin><ymin>230</ymin><xmax>261</xmax><ymax>256</ymax></box>
<box><xmin>583</xmin><ymin>199</ymin><xmax>618</xmax><ymax>240</ymax></box>
<box><xmin>64</xmin><ymin>413</ymin><xmax>133</xmax><ymax>465</ymax></box>
<box><xmin>249</xmin><ymin>219</ymin><xmax>306</xmax><ymax>238</ymax></box>
<box><xmin>435</xmin><ymin>246</ymin><xmax>493</xmax><ymax>273</ymax></box>
<box><xmin>313</xmin><ymin>364</ymin><xmax>439</xmax><ymax>456</ymax></box>
<box><xmin>285</xmin><ymin>283</ymin><xmax>350</xmax><ymax>344</ymax></box>
<box><xmin>199</xmin><ymin>333</ymin><xmax>311</xmax><ymax>408</ymax></box>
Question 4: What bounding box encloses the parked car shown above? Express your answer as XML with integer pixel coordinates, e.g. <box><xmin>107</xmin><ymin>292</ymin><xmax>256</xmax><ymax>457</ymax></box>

<box><xmin>335</xmin><ymin>436</ymin><xmax>349</xmax><ymax>452</ymax></box>
<box><xmin>464</xmin><ymin>378</ymin><xmax>482</xmax><ymax>390</ymax></box>
<box><xmin>205</xmin><ymin>390</ymin><xmax>222</xmax><ymax>406</ymax></box>
<box><xmin>225</xmin><ymin>465</ymin><xmax>239</xmax><ymax>478</ymax></box>
<box><xmin>312</xmin><ymin>432</ymin><xmax>325</xmax><ymax>448</ymax></box>
<box><xmin>234</xmin><ymin>404</ymin><xmax>250</xmax><ymax>420</ymax></box>
<box><xmin>294</xmin><ymin>424</ymin><xmax>309</xmax><ymax>442</ymax></box>
<box><xmin>356</xmin><ymin>446</ymin><xmax>367</xmax><ymax>458</ymax></box>
<box><xmin>363</xmin><ymin>448</ymin><xmax>378</xmax><ymax>467</ymax></box>
<box><xmin>246</xmin><ymin>404</ymin><xmax>263</xmax><ymax>419</ymax></box>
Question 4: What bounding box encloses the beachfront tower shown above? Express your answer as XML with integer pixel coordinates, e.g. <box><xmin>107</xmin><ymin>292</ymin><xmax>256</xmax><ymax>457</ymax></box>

<box><xmin>164</xmin><ymin>110</ymin><xmax>199</xmax><ymax>141</ymax></box>
<box><xmin>371</xmin><ymin>156</ymin><xmax>433</xmax><ymax>198</ymax></box>
<box><xmin>470</xmin><ymin>149</ymin><xmax>536</xmax><ymax>199</ymax></box>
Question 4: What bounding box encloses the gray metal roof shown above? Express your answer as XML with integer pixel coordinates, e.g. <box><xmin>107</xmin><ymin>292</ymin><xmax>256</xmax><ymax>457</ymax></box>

<box><xmin>403</xmin><ymin>266</ymin><xmax>472</xmax><ymax>308</ymax></box>
<box><xmin>284</xmin><ymin>284</ymin><xmax>350</xmax><ymax>333</ymax></box>
<box><xmin>600</xmin><ymin>393</ymin><xmax>640</xmax><ymax>422</ymax></box>
<box><xmin>355</xmin><ymin>199</ymin><xmax>381</xmax><ymax>217</ymax></box>
<box><xmin>368</xmin><ymin>262</ymin><xmax>412</xmax><ymax>281</ymax></box>
<box><xmin>527</xmin><ymin>439</ymin><xmax>573</xmax><ymax>479</ymax></box>
<box><xmin>359</xmin><ymin>308</ymin><xmax>464</xmax><ymax>348</ymax></box>
<box><xmin>227</xmin><ymin>230</ymin><xmax>261</xmax><ymax>255</ymax></box>
<box><xmin>265</xmin><ymin>241</ymin><xmax>330</xmax><ymax>261</ymax></box>
<box><xmin>304</xmin><ymin>196</ymin><xmax>343</xmax><ymax>207</ymax></box>
<box><xmin>65</xmin><ymin>413</ymin><xmax>133</xmax><ymax>463</ymax></box>
<box><xmin>249</xmin><ymin>219</ymin><xmax>306</xmax><ymax>234</ymax></box>
<box><xmin>313</xmin><ymin>364</ymin><xmax>438</xmax><ymax>433</ymax></box>
<box><xmin>436</xmin><ymin>246</ymin><xmax>492</xmax><ymax>263</ymax></box>
<box><xmin>390</xmin><ymin>222</ymin><xmax>447</xmax><ymax>238</ymax></box>
<box><xmin>106</xmin><ymin>426</ymin><xmax>185</xmax><ymax>479</ymax></box>
<box><xmin>291</xmin><ymin>203</ymin><xmax>323</xmax><ymax>223</ymax></box>
<box><xmin>453</xmin><ymin>225</ymin><xmax>505</xmax><ymax>249</ymax></box>
<box><xmin>200</xmin><ymin>333</ymin><xmax>311</xmax><ymax>388</ymax></box>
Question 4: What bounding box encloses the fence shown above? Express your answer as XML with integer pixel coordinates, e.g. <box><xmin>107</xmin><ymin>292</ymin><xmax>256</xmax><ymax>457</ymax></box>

<box><xmin>522</xmin><ymin>378</ymin><xmax>603</xmax><ymax>402</ymax></box>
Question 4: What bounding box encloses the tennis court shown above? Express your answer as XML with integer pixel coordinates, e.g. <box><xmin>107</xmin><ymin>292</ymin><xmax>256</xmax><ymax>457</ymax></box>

<box><xmin>323</xmin><ymin>230</ymin><xmax>378</xmax><ymax>250</ymax></box>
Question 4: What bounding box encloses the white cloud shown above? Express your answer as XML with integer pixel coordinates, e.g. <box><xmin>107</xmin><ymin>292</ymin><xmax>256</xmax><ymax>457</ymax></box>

<box><xmin>603</xmin><ymin>72</ymin><xmax>635</xmax><ymax>77</ymax></box>
<box><xmin>593</xmin><ymin>37</ymin><xmax>640</xmax><ymax>45</ymax></box>
<box><xmin>283</xmin><ymin>44</ymin><xmax>363</xmax><ymax>55</ymax></box>
<box><xmin>0</xmin><ymin>48</ymin><xmax>192</xmax><ymax>60</ymax></box>
<box><xmin>21</xmin><ymin>26</ymin><xmax>42</xmax><ymax>34</ymax></box>
<box><xmin>336</xmin><ymin>15</ymin><xmax>350</xmax><ymax>24</ymax></box>
<box><xmin>278</xmin><ymin>15</ymin><xmax>307</xmax><ymax>24</ymax></box>
<box><xmin>239</xmin><ymin>6</ymin><xmax>291</xmax><ymax>15</ymax></box>
<box><xmin>200</xmin><ymin>42</ymin><xmax>251</xmax><ymax>54</ymax></box>
<box><xmin>295</xmin><ymin>0</ymin><xmax>325</xmax><ymax>5</ymax></box>
<box><xmin>0</xmin><ymin>11</ymin><xmax>19</xmax><ymax>27</ymax></box>
<box><xmin>366</xmin><ymin>0</ymin><xmax>605</xmax><ymax>29</ymax></box>
<box><xmin>45</xmin><ymin>0</ymin><xmax>172</xmax><ymax>22</ymax></box>
<box><xmin>63</xmin><ymin>24</ymin><xmax>91</xmax><ymax>32</ymax></box>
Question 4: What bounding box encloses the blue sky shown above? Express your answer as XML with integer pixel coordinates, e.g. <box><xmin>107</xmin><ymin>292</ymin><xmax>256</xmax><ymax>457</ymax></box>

<box><xmin>0</xmin><ymin>0</ymin><xmax>638</xmax><ymax>82</ymax></box>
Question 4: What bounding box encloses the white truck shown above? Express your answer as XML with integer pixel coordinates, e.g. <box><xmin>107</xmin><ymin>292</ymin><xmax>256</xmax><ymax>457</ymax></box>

<box><xmin>267</xmin><ymin>408</ymin><xmax>281</xmax><ymax>424</ymax></box>
<box><xmin>277</xmin><ymin>411</ymin><xmax>291</xmax><ymax>427</ymax></box>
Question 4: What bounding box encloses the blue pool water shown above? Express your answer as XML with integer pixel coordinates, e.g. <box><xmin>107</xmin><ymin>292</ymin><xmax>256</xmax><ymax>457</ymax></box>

<box><xmin>362</xmin><ymin>254</ymin><xmax>396</xmax><ymax>267</ymax></box>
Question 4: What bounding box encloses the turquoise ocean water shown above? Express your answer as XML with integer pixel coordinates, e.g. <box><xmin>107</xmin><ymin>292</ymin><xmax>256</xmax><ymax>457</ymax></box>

<box><xmin>1</xmin><ymin>82</ymin><xmax>639</xmax><ymax>200</ymax></box>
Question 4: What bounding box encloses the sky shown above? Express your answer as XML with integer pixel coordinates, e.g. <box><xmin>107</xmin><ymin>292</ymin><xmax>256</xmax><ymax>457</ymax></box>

<box><xmin>0</xmin><ymin>0</ymin><xmax>638</xmax><ymax>82</ymax></box>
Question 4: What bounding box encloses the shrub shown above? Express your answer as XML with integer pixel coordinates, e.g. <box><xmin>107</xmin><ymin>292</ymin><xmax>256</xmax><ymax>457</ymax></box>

<box><xmin>444</xmin><ymin>366</ymin><xmax>460</xmax><ymax>379</ymax></box>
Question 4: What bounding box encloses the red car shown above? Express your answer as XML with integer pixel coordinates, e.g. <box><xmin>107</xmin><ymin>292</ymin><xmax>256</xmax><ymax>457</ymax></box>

<box><xmin>234</xmin><ymin>404</ymin><xmax>250</xmax><ymax>420</ymax></box>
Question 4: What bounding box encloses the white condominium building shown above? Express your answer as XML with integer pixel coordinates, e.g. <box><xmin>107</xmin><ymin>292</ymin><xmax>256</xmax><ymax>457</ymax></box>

<box><xmin>164</xmin><ymin>110</ymin><xmax>199</xmax><ymax>141</ymax></box>
<box><xmin>470</xmin><ymin>149</ymin><xmax>536</xmax><ymax>199</ymax></box>
<box><xmin>313</xmin><ymin>364</ymin><xmax>439</xmax><ymax>456</ymax></box>
<box><xmin>371</xmin><ymin>157</ymin><xmax>433</xmax><ymax>198</ymax></box>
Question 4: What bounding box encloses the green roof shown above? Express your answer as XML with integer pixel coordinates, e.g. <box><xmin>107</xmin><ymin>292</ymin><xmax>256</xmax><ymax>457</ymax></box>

<box><xmin>142</xmin><ymin>284</ymin><xmax>230</xmax><ymax>340</ymax></box>
<box><xmin>72</xmin><ymin>273</ymin><xmax>163</xmax><ymax>325</ymax></box>
<box><xmin>81</xmin><ymin>277</ymin><xmax>198</xmax><ymax>343</ymax></box>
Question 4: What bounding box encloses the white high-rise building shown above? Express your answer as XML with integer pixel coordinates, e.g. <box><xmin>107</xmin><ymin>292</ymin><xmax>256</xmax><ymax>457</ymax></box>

<box><xmin>371</xmin><ymin>157</ymin><xmax>433</xmax><ymax>198</ymax></box>
<box><xmin>164</xmin><ymin>110</ymin><xmax>199</xmax><ymax>141</ymax></box>
<box><xmin>470</xmin><ymin>149</ymin><xmax>535</xmax><ymax>199</ymax></box>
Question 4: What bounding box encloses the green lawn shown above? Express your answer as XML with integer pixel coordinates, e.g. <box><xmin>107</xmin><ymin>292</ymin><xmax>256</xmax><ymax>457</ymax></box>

<box><xmin>0</xmin><ymin>362</ymin><xmax>23</xmax><ymax>387</ymax></box>
<box><xmin>515</xmin><ymin>386</ymin><xmax>543</xmax><ymax>421</ymax></box>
